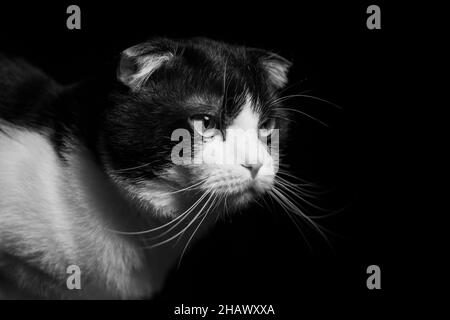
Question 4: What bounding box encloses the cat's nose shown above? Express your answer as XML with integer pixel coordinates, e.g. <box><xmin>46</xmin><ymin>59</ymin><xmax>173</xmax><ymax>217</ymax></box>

<box><xmin>241</xmin><ymin>163</ymin><xmax>263</xmax><ymax>179</ymax></box>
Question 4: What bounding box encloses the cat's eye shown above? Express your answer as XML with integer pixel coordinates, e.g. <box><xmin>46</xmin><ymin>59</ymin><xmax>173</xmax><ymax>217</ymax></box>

<box><xmin>259</xmin><ymin>118</ymin><xmax>276</xmax><ymax>137</ymax></box>
<box><xmin>189</xmin><ymin>114</ymin><xmax>218</xmax><ymax>137</ymax></box>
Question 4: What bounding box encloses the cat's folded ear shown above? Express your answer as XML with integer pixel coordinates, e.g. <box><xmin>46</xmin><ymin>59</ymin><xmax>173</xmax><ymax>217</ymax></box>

<box><xmin>117</xmin><ymin>39</ymin><xmax>175</xmax><ymax>90</ymax></box>
<box><xmin>251</xmin><ymin>49</ymin><xmax>292</xmax><ymax>89</ymax></box>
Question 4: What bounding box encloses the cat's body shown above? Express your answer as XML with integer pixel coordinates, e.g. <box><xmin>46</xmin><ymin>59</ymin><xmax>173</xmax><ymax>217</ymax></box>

<box><xmin>0</xmin><ymin>58</ymin><xmax>171</xmax><ymax>299</ymax></box>
<box><xmin>0</xmin><ymin>38</ymin><xmax>291</xmax><ymax>299</ymax></box>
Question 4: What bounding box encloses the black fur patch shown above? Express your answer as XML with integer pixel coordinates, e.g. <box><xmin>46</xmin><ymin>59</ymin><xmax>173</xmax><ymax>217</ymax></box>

<box><xmin>102</xmin><ymin>38</ymin><xmax>291</xmax><ymax>181</ymax></box>
<box><xmin>0</xmin><ymin>38</ymin><xmax>291</xmax><ymax>181</ymax></box>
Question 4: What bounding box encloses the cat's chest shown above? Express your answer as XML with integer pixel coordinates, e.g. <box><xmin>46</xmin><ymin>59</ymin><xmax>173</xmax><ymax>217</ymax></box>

<box><xmin>0</xmin><ymin>123</ymin><xmax>157</xmax><ymax>298</ymax></box>
<box><xmin>0</xmin><ymin>122</ymin><xmax>126</xmax><ymax>227</ymax></box>
<box><xmin>0</xmin><ymin>123</ymin><xmax>66</xmax><ymax>222</ymax></box>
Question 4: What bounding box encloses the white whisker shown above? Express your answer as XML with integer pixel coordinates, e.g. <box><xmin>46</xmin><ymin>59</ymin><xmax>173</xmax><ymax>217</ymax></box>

<box><xmin>144</xmin><ymin>192</ymin><xmax>215</xmax><ymax>249</ymax></box>
<box><xmin>277</xmin><ymin>107</ymin><xmax>329</xmax><ymax>127</ymax></box>
<box><xmin>109</xmin><ymin>162</ymin><xmax>155</xmax><ymax>173</ymax></box>
<box><xmin>268</xmin><ymin>93</ymin><xmax>342</xmax><ymax>110</ymax></box>
<box><xmin>268</xmin><ymin>190</ymin><xmax>312</xmax><ymax>250</ymax></box>
<box><xmin>271</xmin><ymin>187</ymin><xmax>331</xmax><ymax>247</ymax></box>
<box><xmin>105</xmin><ymin>181</ymin><xmax>208</xmax><ymax>236</ymax></box>
<box><xmin>177</xmin><ymin>192</ymin><xmax>219</xmax><ymax>267</ymax></box>
<box><xmin>145</xmin><ymin>190</ymin><xmax>210</xmax><ymax>240</ymax></box>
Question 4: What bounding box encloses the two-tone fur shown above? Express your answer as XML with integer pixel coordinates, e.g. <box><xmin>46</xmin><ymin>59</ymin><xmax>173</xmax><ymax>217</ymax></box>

<box><xmin>0</xmin><ymin>38</ymin><xmax>291</xmax><ymax>299</ymax></box>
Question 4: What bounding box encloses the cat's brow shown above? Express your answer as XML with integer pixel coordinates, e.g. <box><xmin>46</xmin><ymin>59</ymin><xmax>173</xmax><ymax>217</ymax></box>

<box><xmin>184</xmin><ymin>102</ymin><xmax>219</xmax><ymax>114</ymax></box>
<box><xmin>184</xmin><ymin>96</ymin><xmax>222</xmax><ymax>114</ymax></box>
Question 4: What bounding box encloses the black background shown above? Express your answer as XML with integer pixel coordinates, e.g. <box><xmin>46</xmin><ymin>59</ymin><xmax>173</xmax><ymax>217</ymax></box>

<box><xmin>0</xmin><ymin>0</ymin><xmax>406</xmax><ymax>316</ymax></box>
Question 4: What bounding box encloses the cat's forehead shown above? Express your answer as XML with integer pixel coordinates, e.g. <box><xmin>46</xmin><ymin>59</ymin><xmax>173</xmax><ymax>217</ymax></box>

<box><xmin>180</xmin><ymin>64</ymin><xmax>267</xmax><ymax>120</ymax></box>
<box><xmin>119</xmin><ymin>38</ymin><xmax>289</xmax><ymax>123</ymax></box>
<box><xmin>186</xmin><ymin>92</ymin><xmax>262</xmax><ymax>122</ymax></box>
<box><xmin>230</xmin><ymin>96</ymin><xmax>260</xmax><ymax>129</ymax></box>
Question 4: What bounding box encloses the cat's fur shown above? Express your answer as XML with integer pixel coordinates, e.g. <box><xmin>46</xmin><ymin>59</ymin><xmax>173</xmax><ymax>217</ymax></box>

<box><xmin>0</xmin><ymin>38</ymin><xmax>291</xmax><ymax>299</ymax></box>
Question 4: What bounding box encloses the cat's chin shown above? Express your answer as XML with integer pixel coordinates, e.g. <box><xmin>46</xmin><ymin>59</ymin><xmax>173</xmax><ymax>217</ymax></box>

<box><xmin>230</xmin><ymin>191</ymin><xmax>256</xmax><ymax>207</ymax></box>
<box><xmin>217</xmin><ymin>181</ymin><xmax>272</xmax><ymax>208</ymax></box>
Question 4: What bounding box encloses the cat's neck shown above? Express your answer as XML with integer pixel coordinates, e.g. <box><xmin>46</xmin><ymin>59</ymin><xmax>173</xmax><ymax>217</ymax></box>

<box><xmin>58</xmin><ymin>138</ymin><xmax>192</xmax><ymax>298</ymax></box>
<box><xmin>0</xmin><ymin>123</ymin><xmax>183</xmax><ymax>298</ymax></box>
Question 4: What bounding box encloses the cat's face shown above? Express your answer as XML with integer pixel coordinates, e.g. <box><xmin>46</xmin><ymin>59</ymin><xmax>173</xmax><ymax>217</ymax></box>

<box><xmin>101</xmin><ymin>38</ymin><xmax>291</xmax><ymax>217</ymax></box>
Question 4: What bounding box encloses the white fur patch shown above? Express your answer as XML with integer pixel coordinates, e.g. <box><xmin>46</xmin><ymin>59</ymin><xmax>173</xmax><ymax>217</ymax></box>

<box><xmin>193</xmin><ymin>96</ymin><xmax>276</xmax><ymax>197</ymax></box>
<box><xmin>0</xmin><ymin>122</ymin><xmax>173</xmax><ymax>298</ymax></box>
<box><xmin>119</xmin><ymin>49</ymin><xmax>173</xmax><ymax>90</ymax></box>
<box><xmin>262</xmin><ymin>58</ymin><xmax>289</xmax><ymax>88</ymax></box>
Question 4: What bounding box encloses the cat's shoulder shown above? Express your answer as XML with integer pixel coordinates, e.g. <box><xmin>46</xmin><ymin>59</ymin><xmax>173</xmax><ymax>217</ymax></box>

<box><xmin>0</xmin><ymin>54</ymin><xmax>61</xmax><ymax>128</ymax></box>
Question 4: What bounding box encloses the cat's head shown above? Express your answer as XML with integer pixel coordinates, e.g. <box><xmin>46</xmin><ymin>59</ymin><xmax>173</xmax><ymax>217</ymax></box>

<box><xmin>100</xmin><ymin>38</ymin><xmax>291</xmax><ymax>217</ymax></box>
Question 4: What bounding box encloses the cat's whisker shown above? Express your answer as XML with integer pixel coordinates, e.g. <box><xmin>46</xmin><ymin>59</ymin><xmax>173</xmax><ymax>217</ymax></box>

<box><xmin>144</xmin><ymin>190</ymin><xmax>210</xmax><ymax>241</ymax></box>
<box><xmin>274</xmin><ymin>180</ymin><xmax>333</xmax><ymax>215</ymax></box>
<box><xmin>267</xmin><ymin>93</ymin><xmax>342</xmax><ymax>110</ymax></box>
<box><xmin>152</xmin><ymin>178</ymin><xmax>208</xmax><ymax>196</ymax></box>
<box><xmin>222</xmin><ymin>193</ymin><xmax>230</xmax><ymax>218</ymax></box>
<box><xmin>272</xmin><ymin>114</ymin><xmax>295</xmax><ymax>123</ymax></box>
<box><xmin>169</xmin><ymin>190</ymin><xmax>216</xmax><ymax>246</ymax></box>
<box><xmin>275</xmin><ymin>175</ymin><xmax>324</xmax><ymax>198</ymax></box>
<box><xmin>276</xmin><ymin>170</ymin><xmax>318</xmax><ymax>186</ymax></box>
<box><xmin>270</xmin><ymin>187</ymin><xmax>332</xmax><ymax>248</ymax></box>
<box><xmin>275</xmin><ymin>174</ymin><xmax>312</xmax><ymax>189</ymax></box>
<box><xmin>268</xmin><ymin>190</ymin><xmax>313</xmax><ymax>250</ymax></box>
<box><xmin>252</xmin><ymin>196</ymin><xmax>265</xmax><ymax>209</ymax></box>
<box><xmin>260</xmin><ymin>194</ymin><xmax>275</xmax><ymax>214</ymax></box>
<box><xmin>275</xmin><ymin>181</ymin><xmax>318</xmax><ymax>203</ymax></box>
<box><xmin>174</xmin><ymin>190</ymin><xmax>221</xmax><ymax>246</ymax></box>
<box><xmin>276</xmin><ymin>172</ymin><xmax>335</xmax><ymax>198</ymax></box>
<box><xmin>275</xmin><ymin>176</ymin><xmax>319</xmax><ymax>199</ymax></box>
<box><xmin>105</xmin><ymin>181</ymin><xmax>208</xmax><ymax>236</ymax></box>
<box><xmin>265</xmin><ymin>83</ymin><xmax>309</xmax><ymax>107</ymax></box>
<box><xmin>177</xmin><ymin>192</ymin><xmax>220</xmax><ymax>267</ymax></box>
<box><xmin>277</xmin><ymin>107</ymin><xmax>329</xmax><ymax>127</ymax></box>
<box><xmin>272</xmin><ymin>185</ymin><xmax>309</xmax><ymax>216</ymax></box>
<box><xmin>144</xmin><ymin>191</ymin><xmax>216</xmax><ymax>249</ymax></box>
<box><xmin>109</xmin><ymin>162</ymin><xmax>155</xmax><ymax>173</ymax></box>
<box><xmin>215</xmin><ymin>193</ymin><xmax>227</xmax><ymax>223</ymax></box>
<box><xmin>277</xmin><ymin>162</ymin><xmax>290</xmax><ymax>169</ymax></box>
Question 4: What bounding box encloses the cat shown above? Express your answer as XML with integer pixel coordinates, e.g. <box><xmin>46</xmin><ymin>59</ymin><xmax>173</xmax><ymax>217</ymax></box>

<box><xmin>0</xmin><ymin>37</ymin><xmax>292</xmax><ymax>299</ymax></box>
